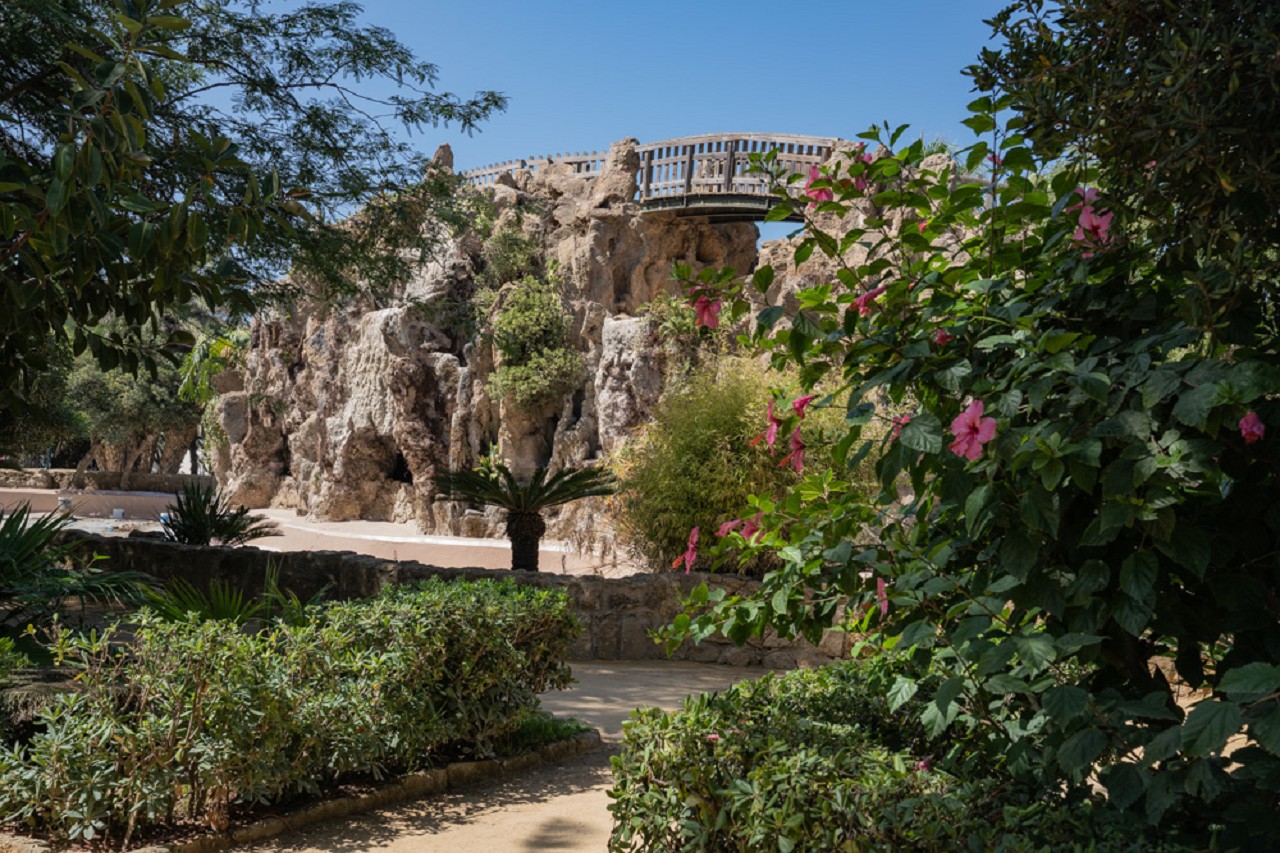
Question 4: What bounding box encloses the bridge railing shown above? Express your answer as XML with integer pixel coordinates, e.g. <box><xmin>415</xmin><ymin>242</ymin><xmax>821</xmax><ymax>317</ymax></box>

<box><xmin>463</xmin><ymin>133</ymin><xmax>838</xmax><ymax>206</ymax></box>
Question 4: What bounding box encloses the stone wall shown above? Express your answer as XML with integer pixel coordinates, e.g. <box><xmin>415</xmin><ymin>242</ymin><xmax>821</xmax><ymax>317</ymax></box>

<box><xmin>0</xmin><ymin>469</ymin><xmax>213</xmax><ymax>493</ymax></box>
<box><xmin>59</xmin><ymin>531</ymin><xmax>850</xmax><ymax>669</ymax></box>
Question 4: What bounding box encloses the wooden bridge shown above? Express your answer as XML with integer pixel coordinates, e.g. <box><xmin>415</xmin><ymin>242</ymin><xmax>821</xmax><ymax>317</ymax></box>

<box><xmin>463</xmin><ymin>133</ymin><xmax>839</xmax><ymax>223</ymax></box>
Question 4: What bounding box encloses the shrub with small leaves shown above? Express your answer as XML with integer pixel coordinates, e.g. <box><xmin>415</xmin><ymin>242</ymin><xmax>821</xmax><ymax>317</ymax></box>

<box><xmin>488</xmin><ymin>275</ymin><xmax>584</xmax><ymax>409</ymax></box>
<box><xmin>0</xmin><ymin>578</ymin><xmax>579</xmax><ymax>846</ymax></box>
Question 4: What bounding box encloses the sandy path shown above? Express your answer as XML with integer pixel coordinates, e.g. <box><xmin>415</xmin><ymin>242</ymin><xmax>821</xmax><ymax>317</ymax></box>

<box><xmin>237</xmin><ymin>661</ymin><xmax>763</xmax><ymax>853</ymax></box>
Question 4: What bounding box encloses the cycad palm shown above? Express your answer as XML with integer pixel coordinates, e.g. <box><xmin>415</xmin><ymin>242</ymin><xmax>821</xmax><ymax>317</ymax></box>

<box><xmin>433</xmin><ymin>463</ymin><xmax>615</xmax><ymax>571</ymax></box>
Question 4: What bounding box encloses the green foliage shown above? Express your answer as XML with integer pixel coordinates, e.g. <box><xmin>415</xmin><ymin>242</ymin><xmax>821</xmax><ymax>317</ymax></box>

<box><xmin>609</xmin><ymin>655</ymin><xmax>1153</xmax><ymax>852</ymax></box>
<box><xmin>0</xmin><ymin>637</ymin><xmax>28</xmax><ymax>685</ymax></box>
<box><xmin>612</xmin><ymin>357</ymin><xmax>859</xmax><ymax>573</ymax></box>
<box><xmin>492</xmin><ymin>712</ymin><xmax>590</xmax><ymax>756</ymax></box>
<box><xmin>0</xmin><ymin>504</ymin><xmax>146</xmax><ymax>628</ymax></box>
<box><xmin>976</xmin><ymin>0</ymin><xmax>1280</xmax><ymax>276</ymax></box>
<box><xmin>178</xmin><ymin>328</ymin><xmax>248</xmax><ymax>406</ymax></box>
<box><xmin>478</xmin><ymin>225</ymin><xmax>543</xmax><ymax>291</ymax></box>
<box><xmin>160</xmin><ymin>481</ymin><xmax>280</xmax><ymax>547</ymax></box>
<box><xmin>142</xmin><ymin>577</ymin><xmax>262</xmax><ymax>625</ymax></box>
<box><xmin>663</xmin><ymin>19</ymin><xmax>1280</xmax><ymax>839</ymax></box>
<box><xmin>434</xmin><ymin>462</ymin><xmax>617</xmax><ymax>514</ymax></box>
<box><xmin>0</xmin><ymin>578</ymin><xmax>579</xmax><ymax>845</ymax></box>
<box><xmin>67</xmin><ymin>347</ymin><xmax>199</xmax><ymax>447</ymax></box>
<box><xmin>0</xmin><ymin>0</ymin><xmax>503</xmax><ymax>417</ymax></box>
<box><xmin>487</xmin><ymin>275</ymin><xmax>584</xmax><ymax>409</ymax></box>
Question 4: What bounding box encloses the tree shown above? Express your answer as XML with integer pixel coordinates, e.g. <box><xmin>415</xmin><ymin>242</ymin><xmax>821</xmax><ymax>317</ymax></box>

<box><xmin>1</xmin><ymin>0</ymin><xmax>504</xmax><ymax>423</ymax></box>
<box><xmin>433</xmin><ymin>463</ymin><xmax>615</xmax><ymax>572</ymax></box>
<box><xmin>661</xmin><ymin>1</ymin><xmax>1280</xmax><ymax>843</ymax></box>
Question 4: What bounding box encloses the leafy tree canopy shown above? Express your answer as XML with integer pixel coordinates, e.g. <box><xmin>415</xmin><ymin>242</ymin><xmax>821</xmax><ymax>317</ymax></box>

<box><xmin>0</xmin><ymin>0</ymin><xmax>504</xmax><ymax>422</ymax></box>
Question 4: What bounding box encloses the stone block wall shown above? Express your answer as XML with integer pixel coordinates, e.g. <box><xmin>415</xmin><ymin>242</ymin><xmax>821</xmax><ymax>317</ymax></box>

<box><xmin>57</xmin><ymin>531</ymin><xmax>851</xmax><ymax>669</ymax></box>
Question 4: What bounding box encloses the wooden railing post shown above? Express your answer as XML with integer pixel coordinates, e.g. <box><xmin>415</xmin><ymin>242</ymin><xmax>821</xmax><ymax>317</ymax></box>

<box><xmin>641</xmin><ymin>149</ymin><xmax>652</xmax><ymax>200</ymax></box>
<box><xmin>682</xmin><ymin>145</ymin><xmax>695</xmax><ymax>196</ymax></box>
<box><xmin>722</xmin><ymin>139</ymin><xmax>737</xmax><ymax>193</ymax></box>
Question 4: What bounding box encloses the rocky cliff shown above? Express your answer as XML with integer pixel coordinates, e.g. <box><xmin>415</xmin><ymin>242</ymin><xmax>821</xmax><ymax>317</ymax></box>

<box><xmin>210</xmin><ymin>139</ymin><xmax>760</xmax><ymax>546</ymax></box>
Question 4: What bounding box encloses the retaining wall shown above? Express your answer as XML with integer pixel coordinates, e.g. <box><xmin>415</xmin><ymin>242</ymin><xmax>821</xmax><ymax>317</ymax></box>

<box><xmin>58</xmin><ymin>531</ymin><xmax>851</xmax><ymax>669</ymax></box>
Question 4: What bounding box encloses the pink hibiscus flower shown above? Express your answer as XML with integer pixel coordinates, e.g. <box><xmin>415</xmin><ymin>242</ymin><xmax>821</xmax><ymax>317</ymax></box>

<box><xmin>854</xmin><ymin>285</ymin><xmax>887</xmax><ymax>317</ymax></box>
<box><xmin>716</xmin><ymin>518</ymin><xmax>743</xmax><ymax>538</ymax></box>
<box><xmin>948</xmin><ymin>399</ymin><xmax>997</xmax><ymax>461</ymax></box>
<box><xmin>876</xmin><ymin>576</ymin><xmax>889</xmax><ymax>617</ymax></box>
<box><xmin>791</xmin><ymin>394</ymin><xmax>817</xmax><ymax>419</ymax></box>
<box><xmin>1240</xmin><ymin>411</ymin><xmax>1266</xmax><ymax>445</ymax></box>
<box><xmin>749</xmin><ymin>400</ymin><xmax>783</xmax><ymax>452</ymax></box>
<box><xmin>671</xmin><ymin>526</ymin><xmax>699</xmax><ymax>573</ymax></box>
<box><xmin>740</xmin><ymin>511</ymin><xmax>764</xmax><ymax>541</ymax></box>
<box><xmin>692</xmin><ymin>295</ymin><xmax>721</xmax><ymax>329</ymax></box>
<box><xmin>778</xmin><ymin>427</ymin><xmax>805</xmax><ymax>473</ymax></box>
<box><xmin>932</xmin><ymin>328</ymin><xmax>954</xmax><ymax>346</ymax></box>
<box><xmin>891</xmin><ymin>414</ymin><xmax>912</xmax><ymax>440</ymax></box>
<box><xmin>805</xmin><ymin>165</ymin><xmax>833</xmax><ymax>206</ymax></box>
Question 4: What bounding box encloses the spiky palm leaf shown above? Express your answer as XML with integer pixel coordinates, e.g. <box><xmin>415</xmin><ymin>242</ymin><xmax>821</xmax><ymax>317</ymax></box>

<box><xmin>434</xmin><ymin>462</ymin><xmax>614</xmax><ymax>571</ymax></box>
<box><xmin>433</xmin><ymin>463</ymin><xmax>615</xmax><ymax>512</ymax></box>
<box><xmin>0</xmin><ymin>503</ymin><xmax>149</xmax><ymax>626</ymax></box>
<box><xmin>161</xmin><ymin>482</ymin><xmax>280</xmax><ymax>547</ymax></box>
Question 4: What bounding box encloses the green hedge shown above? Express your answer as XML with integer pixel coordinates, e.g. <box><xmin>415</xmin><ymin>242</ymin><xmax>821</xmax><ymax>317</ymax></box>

<box><xmin>608</xmin><ymin>657</ymin><xmax>1163</xmax><ymax>853</ymax></box>
<box><xmin>0</xmin><ymin>578</ymin><xmax>579</xmax><ymax>845</ymax></box>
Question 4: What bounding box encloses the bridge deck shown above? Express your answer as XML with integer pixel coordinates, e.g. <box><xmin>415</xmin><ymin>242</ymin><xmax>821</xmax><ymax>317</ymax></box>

<box><xmin>464</xmin><ymin>132</ymin><xmax>838</xmax><ymax>221</ymax></box>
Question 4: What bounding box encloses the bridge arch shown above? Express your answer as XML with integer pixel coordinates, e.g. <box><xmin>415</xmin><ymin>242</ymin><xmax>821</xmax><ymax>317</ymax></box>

<box><xmin>463</xmin><ymin>133</ymin><xmax>840</xmax><ymax>223</ymax></box>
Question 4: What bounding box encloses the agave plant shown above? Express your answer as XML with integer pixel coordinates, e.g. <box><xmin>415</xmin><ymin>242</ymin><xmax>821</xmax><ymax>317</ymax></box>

<box><xmin>161</xmin><ymin>481</ymin><xmax>280</xmax><ymax>546</ymax></box>
<box><xmin>0</xmin><ymin>503</ymin><xmax>148</xmax><ymax>627</ymax></box>
<box><xmin>142</xmin><ymin>577</ymin><xmax>262</xmax><ymax>624</ymax></box>
<box><xmin>433</xmin><ymin>462</ymin><xmax>615</xmax><ymax>571</ymax></box>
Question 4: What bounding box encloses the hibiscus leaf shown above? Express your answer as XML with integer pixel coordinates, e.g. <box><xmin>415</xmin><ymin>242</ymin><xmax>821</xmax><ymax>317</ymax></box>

<box><xmin>1218</xmin><ymin>663</ymin><xmax>1280</xmax><ymax>702</ymax></box>
<box><xmin>898</xmin><ymin>412</ymin><xmax>942</xmax><ymax>454</ymax></box>
<box><xmin>1043</xmin><ymin>685</ymin><xmax>1089</xmax><ymax>724</ymax></box>
<box><xmin>1182</xmin><ymin>700</ymin><xmax>1242</xmax><ymax>757</ymax></box>
<box><xmin>1058</xmin><ymin>728</ymin><xmax>1108</xmax><ymax>775</ymax></box>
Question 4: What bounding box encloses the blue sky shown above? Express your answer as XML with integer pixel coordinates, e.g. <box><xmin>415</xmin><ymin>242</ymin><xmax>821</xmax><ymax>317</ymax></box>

<box><xmin>359</xmin><ymin>1</ymin><xmax>1013</xmax><ymax>173</ymax></box>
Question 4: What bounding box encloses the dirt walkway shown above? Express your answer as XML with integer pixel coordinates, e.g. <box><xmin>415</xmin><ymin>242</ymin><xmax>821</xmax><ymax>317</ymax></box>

<box><xmin>237</xmin><ymin>661</ymin><xmax>763</xmax><ymax>853</ymax></box>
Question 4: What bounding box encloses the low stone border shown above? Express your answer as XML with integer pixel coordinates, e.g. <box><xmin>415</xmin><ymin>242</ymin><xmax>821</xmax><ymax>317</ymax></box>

<box><xmin>0</xmin><ymin>731</ymin><xmax>602</xmax><ymax>853</ymax></box>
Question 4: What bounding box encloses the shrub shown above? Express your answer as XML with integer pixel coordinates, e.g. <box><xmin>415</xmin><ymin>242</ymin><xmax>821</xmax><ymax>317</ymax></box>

<box><xmin>487</xmin><ymin>274</ymin><xmax>584</xmax><ymax>409</ymax></box>
<box><xmin>608</xmin><ymin>656</ymin><xmax>1168</xmax><ymax>852</ymax></box>
<box><xmin>0</xmin><ymin>578</ymin><xmax>580</xmax><ymax>845</ymax></box>
<box><xmin>612</xmin><ymin>357</ymin><xmax>857</xmax><ymax>573</ymax></box>
<box><xmin>0</xmin><ymin>504</ymin><xmax>146</xmax><ymax>627</ymax></box>
<box><xmin>161</xmin><ymin>481</ymin><xmax>280</xmax><ymax>546</ymax></box>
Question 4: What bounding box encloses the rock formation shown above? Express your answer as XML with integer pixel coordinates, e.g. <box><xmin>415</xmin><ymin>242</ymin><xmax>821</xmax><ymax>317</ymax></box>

<box><xmin>211</xmin><ymin>138</ymin><xmax>759</xmax><ymax>544</ymax></box>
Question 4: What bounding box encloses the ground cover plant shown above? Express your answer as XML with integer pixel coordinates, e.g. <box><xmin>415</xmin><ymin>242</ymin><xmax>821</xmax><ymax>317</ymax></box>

<box><xmin>609</xmin><ymin>653</ymin><xmax>1164</xmax><ymax>852</ymax></box>
<box><xmin>658</xmin><ymin>1</ymin><xmax>1280</xmax><ymax>846</ymax></box>
<box><xmin>0</xmin><ymin>578</ymin><xmax>580</xmax><ymax>846</ymax></box>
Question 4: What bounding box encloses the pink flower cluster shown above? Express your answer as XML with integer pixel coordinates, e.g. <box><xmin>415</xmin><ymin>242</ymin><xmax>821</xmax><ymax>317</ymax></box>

<box><xmin>854</xmin><ymin>285</ymin><xmax>887</xmax><ymax>317</ymax></box>
<box><xmin>1069</xmin><ymin>187</ymin><xmax>1114</xmax><ymax>258</ymax></box>
<box><xmin>717</xmin><ymin>511</ymin><xmax>763</xmax><ymax>541</ymax></box>
<box><xmin>1241</xmin><ymin>411</ymin><xmax>1265</xmax><ymax>445</ymax></box>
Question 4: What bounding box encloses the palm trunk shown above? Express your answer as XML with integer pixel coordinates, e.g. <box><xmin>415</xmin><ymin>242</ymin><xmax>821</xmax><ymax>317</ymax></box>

<box><xmin>506</xmin><ymin>510</ymin><xmax>546</xmax><ymax>572</ymax></box>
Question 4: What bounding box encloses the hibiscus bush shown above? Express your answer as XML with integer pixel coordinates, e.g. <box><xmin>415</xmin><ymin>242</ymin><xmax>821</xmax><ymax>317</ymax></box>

<box><xmin>662</xmin><ymin>2</ymin><xmax>1280</xmax><ymax>843</ymax></box>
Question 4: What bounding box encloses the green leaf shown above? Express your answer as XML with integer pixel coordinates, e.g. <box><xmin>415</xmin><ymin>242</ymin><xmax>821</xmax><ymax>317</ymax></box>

<box><xmin>898</xmin><ymin>412</ymin><xmax>942</xmax><ymax>454</ymax></box>
<box><xmin>999</xmin><ymin>529</ymin><xmax>1039</xmax><ymax>580</ymax></box>
<box><xmin>887</xmin><ymin>675</ymin><xmax>918</xmax><ymax>712</ymax></box>
<box><xmin>1043</xmin><ymin>686</ymin><xmax>1089</xmax><ymax>724</ymax></box>
<box><xmin>1218</xmin><ymin>663</ymin><xmax>1280</xmax><ymax>702</ymax></box>
<box><xmin>1119</xmin><ymin>551</ymin><xmax>1157</xmax><ymax>601</ymax></box>
<box><xmin>1182</xmin><ymin>700</ymin><xmax>1242</xmax><ymax>757</ymax></box>
<box><xmin>756</xmin><ymin>305</ymin><xmax>785</xmax><ymax>331</ymax></box>
<box><xmin>1172</xmin><ymin>384</ymin><xmax>1219</xmax><ymax>430</ymax></box>
<box><xmin>1058</xmin><ymin>728</ymin><xmax>1108</xmax><ymax>775</ymax></box>
<box><xmin>1102</xmin><ymin>764</ymin><xmax>1149</xmax><ymax>810</ymax></box>
<box><xmin>1014</xmin><ymin>634</ymin><xmax>1056</xmax><ymax>673</ymax></box>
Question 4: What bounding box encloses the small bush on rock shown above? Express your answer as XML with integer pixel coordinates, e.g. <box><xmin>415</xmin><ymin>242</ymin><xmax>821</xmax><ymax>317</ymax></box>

<box><xmin>488</xmin><ymin>274</ymin><xmax>584</xmax><ymax>410</ymax></box>
<box><xmin>0</xmin><ymin>578</ymin><xmax>579</xmax><ymax>846</ymax></box>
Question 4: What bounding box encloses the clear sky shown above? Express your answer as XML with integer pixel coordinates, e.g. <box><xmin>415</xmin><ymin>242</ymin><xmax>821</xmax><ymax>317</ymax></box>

<box><xmin>359</xmin><ymin>1</ymin><xmax>1013</xmax><ymax>173</ymax></box>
